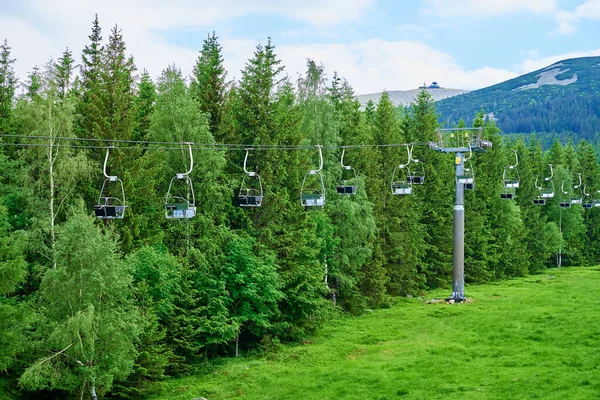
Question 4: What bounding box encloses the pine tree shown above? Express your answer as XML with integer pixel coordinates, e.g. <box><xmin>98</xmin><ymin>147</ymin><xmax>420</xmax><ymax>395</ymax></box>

<box><xmin>101</xmin><ymin>24</ymin><xmax>136</xmax><ymax>141</ymax></box>
<box><xmin>132</xmin><ymin>70</ymin><xmax>155</xmax><ymax>142</ymax></box>
<box><xmin>409</xmin><ymin>88</ymin><xmax>452</xmax><ymax>288</ymax></box>
<box><xmin>76</xmin><ymin>14</ymin><xmax>105</xmax><ymax>139</ymax></box>
<box><xmin>0</xmin><ymin>204</ymin><xmax>27</xmax><ymax>372</ymax></box>
<box><xmin>54</xmin><ymin>48</ymin><xmax>75</xmax><ymax>99</ymax></box>
<box><xmin>190</xmin><ymin>32</ymin><xmax>227</xmax><ymax>137</ymax></box>
<box><xmin>25</xmin><ymin>66</ymin><xmax>42</xmax><ymax>100</ymax></box>
<box><xmin>0</xmin><ymin>39</ymin><xmax>16</xmax><ymax>136</ymax></box>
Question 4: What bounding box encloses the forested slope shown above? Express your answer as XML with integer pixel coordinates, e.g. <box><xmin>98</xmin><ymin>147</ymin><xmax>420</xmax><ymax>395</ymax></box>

<box><xmin>436</xmin><ymin>56</ymin><xmax>600</xmax><ymax>142</ymax></box>
<box><xmin>0</xmin><ymin>16</ymin><xmax>599</xmax><ymax>399</ymax></box>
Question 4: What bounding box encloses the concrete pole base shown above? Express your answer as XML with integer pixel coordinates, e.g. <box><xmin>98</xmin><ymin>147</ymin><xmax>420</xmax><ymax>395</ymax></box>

<box><xmin>445</xmin><ymin>292</ymin><xmax>466</xmax><ymax>302</ymax></box>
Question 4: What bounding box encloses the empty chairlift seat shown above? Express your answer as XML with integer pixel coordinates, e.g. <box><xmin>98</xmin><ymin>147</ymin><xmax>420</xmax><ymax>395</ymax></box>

<box><xmin>301</xmin><ymin>145</ymin><xmax>326</xmax><ymax>208</ymax></box>
<box><xmin>238</xmin><ymin>149</ymin><xmax>264</xmax><ymax>207</ymax></box>
<box><xmin>164</xmin><ymin>143</ymin><xmax>197</xmax><ymax>219</ymax></box>
<box><xmin>95</xmin><ymin>147</ymin><xmax>127</xmax><ymax>220</ymax></box>
<box><xmin>337</xmin><ymin>149</ymin><xmax>358</xmax><ymax>195</ymax></box>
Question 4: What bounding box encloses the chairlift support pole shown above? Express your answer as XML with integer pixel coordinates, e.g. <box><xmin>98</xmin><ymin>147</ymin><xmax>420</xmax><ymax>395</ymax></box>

<box><xmin>452</xmin><ymin>151</ymin><xmax>466</xmax><ymax>301</ymax></box>
<box><xmin>431</xmin><ymin>127</ymin><xmax>490</xmax><ymax>302</ymax></box>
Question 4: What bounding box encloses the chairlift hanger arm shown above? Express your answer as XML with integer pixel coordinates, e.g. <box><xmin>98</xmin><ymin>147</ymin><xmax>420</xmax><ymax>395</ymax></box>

<box><xmin>545</xmin><ymin>164</ymin><xmax>554</xmax><ymax>180</ymax></box>
<box><xmin>311</xmin><ymin>145</ymin><xmax>323</xmax><ymax>173</ymax></box>
<box><xmin>510</xmin><ymin>150</ymin><xmax>518</xmax><ymax>169</ymax></box>
<box><xmin>463</xmin><ymin>145</ymin><xmax>473</xmax><ymax>162</ymax></box>
<box><xmin>340</xmin><ymin>148</ymin><xmax>351</xmax><ymax>169</ymax></box>
<box><xmin>574</xmin><ymin>173</ymin><xmax>582</xmax><ymax>189</ymax></box>
<box><xmin>103</xmin><ymin>147</ymin><xmax>117</xmax><ymax>180</ymax></box>
<box><xmin>243</xmin><ymin>148</ymin><xmax>255</xmax><ymax>174</ymax></box>
<box><xmin>180</xmin><ymin>142</ymin><xmax>194</xmax><ymax>177</ymax></box>
<box><xmin>399</xmin><ymin>144</ymin><xmax>411</xmax><ymax>168</ymax></box>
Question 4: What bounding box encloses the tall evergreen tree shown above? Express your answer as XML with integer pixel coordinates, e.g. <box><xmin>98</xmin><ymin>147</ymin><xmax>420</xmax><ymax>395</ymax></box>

<box><xmin>132</xmin><ymin>70</ymin><xmax>155</xmax><ymax>142</ymax></box>
<box><xmin>54</xmin><ymin>48</ymin><xmax>75</xmax><ymax>99</ymax></box>
<box><xmin>190</xmin><ymin>32</ymin><xmax>227</xmax><ymax>137</ymax></box>
<box><xmin>101</xmin><ymin>24</ymin><xmax>136</xmax><ymax>141</ymax></box>
<box><xmin>76</xmin><ymin>14</ymin><xmax>105</xmax><ymax>139</ymax></box>
<box><xmin>0</xmin><ymin>39</ymin><xmax>16</xmax><ymax>136</ymax></box>
<box><xmin>410</xmin><ymin>89</ymin><xmax>452</xmax><ymax>288</ymax></box>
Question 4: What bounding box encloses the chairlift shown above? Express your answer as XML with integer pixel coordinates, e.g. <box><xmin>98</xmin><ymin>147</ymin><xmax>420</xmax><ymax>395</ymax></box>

<box><xmin>301</xmin><ymin>145</ymin><xmax>326</xmax><ymax>207</ymax></box>
<box><xmin>533</xmin><ymin>164</ymin><xmax>554</xmax><ymax>205</ymax></box>
<box><xmin>164</xmin><ymin>143</ymin><xmax>196</xmax><ymax>219</ymax></box>
<box><xmin>559</xmin><ymin>181</ymin><xmax>571</xmax><ymax>208</ymax></box>
<box><xmin>594</xmin><ymin>190</ymin><xmax>600</xmax><ymax>208</ymax></box>
<box><xmin>407</xmin><ymin>145</ymin><xmax>425</xmax><ymax>184</ymax></box>
<box><xmin>336</xmin><ymin>148</ymin><xmax>358</xmax><ymax>195</ymax></box>
<box><xmin>570</xmin><ymin>173</ymin><xmax>583</xmax><ymax>205</ymax></box>
<box><xmin>501</xmin><ymin>151</ymin><xmax>520</xmax><ymax>199</ymax></box>
<box><xmin>95</xmin><ymin>147</ymin><xmax>127</xmax><ymax>219</ymax></box>
<box><xmin>582</xmin><ymin>185</ymin><xmax>593</xmax><ymax>209</ymax></box>
<box><xmin>457</xmin><ymin>147</ymin><xmax>475</xmax><ymax>190</ymax></box>
<box><xmin>238</xmin><ymin>148</ymin><xmax>264</xmax><ymax>207</ymax></box>
<box><xmin>391</xmin><ymin>145</ymin><xmax>412</xmax><ymax>195</ymax></box>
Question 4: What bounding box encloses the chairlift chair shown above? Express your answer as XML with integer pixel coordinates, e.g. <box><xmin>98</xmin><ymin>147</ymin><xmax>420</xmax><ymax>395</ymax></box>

<box><xmin>95</xmin><ymin>147</ymin><xmax>127</xmax><ymax>219</ymax></box>
<box><xmin>457</xmin><ymin>147</ymin><xmax>475</xmax><ymax>191</ymax></box>
<box><xmin>391</xmin><ymin>145</ymin><xmax>413</xmax><ymax>195</ymax></box>
<box><xmin>164</xmin><ymin>143</ymin><xmax>196</xmax><ymax>219</ymax></box>
<box><xmin>501</xmin><ymin>151</ymin><xmax>519</xmax><ymax>200</ymax></box>
<box><xmin>301</xmin><ymin>145</ymin><xmax>326</xmax><ymax>207</ymax></box>
<box><xmin>238</xmin><ymin>149</ymin><xmax>264</xmax><ymax>207</ymax></box>
<box><xmin>559</xmin><ymin>181</ymin><xmax>571</xmax><ymax>208</ymax></box>
<box><xmin>533</xmin><ymin>164</ymin><xmax>555</xmax><ymax>205</ymax></box>
<box><xmin>582</xmin><ymin>185</ymin><xmax>593</xmax><ymax>209</ymax></box>
<box><xmin>336</xmin><ymin>148</ymin><xmax>358</xmax><ymax>195</ymax></box>
<box><xmin>570</xmin><ymin>173</ymin><xmax>583</xmax><ymax>205</ymax></box>
<box><xmin>407</xmin><ymin>145</ymin><xmax>425</xmax><ymax>185</ymax></box>
<box><xmin>594</xmin><ymin>190</ymin><xmax>600</xmax><ymax>208</ymax></box>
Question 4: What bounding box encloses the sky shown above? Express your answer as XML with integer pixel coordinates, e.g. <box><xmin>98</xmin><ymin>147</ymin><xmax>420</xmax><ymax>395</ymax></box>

<box><xmin>2</xmin><ymin>0</ymin><xmax>600</xmax><ymax>95</ymax></box>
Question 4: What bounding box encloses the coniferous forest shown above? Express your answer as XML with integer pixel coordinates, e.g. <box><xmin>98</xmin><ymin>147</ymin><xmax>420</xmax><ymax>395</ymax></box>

<box><xmin>1</xmin><ymin>16</ymin><xmax>600</xmax><ymax>399</ymax></box>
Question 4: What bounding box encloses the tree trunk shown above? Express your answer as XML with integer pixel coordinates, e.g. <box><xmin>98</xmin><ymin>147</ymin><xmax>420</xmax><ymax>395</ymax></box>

<box><xmin>48</xmin><ymin>107</ymin><xmax>57</xmax><ymax>269</ymax></box>
<box><xmin>235</xmin><ymin>332</ymin><xmax>239</xmax><ymax>358</ymax></box>
<box><xmin>90</xmin><ymin>385</ymin><xmax>97</xmax><ymax>400</ymax></box>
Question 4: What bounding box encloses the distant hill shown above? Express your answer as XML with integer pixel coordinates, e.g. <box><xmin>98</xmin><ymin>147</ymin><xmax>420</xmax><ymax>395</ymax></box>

<box><xmin>435</xmin><ymin>56</ymin><xmax>600</xmax><ymax>141</ymax></box>
<box><xmin>357</xmin><ymin>83</ymin><xmax>469</xmax><ymax>107</ymax></box>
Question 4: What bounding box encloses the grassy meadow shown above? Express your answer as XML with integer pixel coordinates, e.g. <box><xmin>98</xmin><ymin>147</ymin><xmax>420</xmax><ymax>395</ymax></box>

<box><xmin>153</xmin><ymin>267</ymin><xmax>600</xmax><ymax>400</ymax></box>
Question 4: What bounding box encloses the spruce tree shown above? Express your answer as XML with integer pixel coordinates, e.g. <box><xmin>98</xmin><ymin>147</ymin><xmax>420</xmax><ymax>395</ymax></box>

<box><xmin>132</xmin><ymin>70</ymin><xmax>155</xmax><ymax>142</ymax></box>
<box><xmin>0</xmin><ymin>39</ymin><xmax>16</xmax><ymax>136</ymax></box>
<box><xmin>409</xmin><ymin>89</ymin><xmax>452</xmax><ymax>288</ymax></box>
<box><xmin>54</xmin><ymin>48</ymin><xmax>75</xmax><ymax>99</ymax></box>
<box><xmin>0</xmin><ymin>204</ymin><xmax>27</xmax><ymax>372</ymax></box>
<box><xmin>101</xmin><ymin>24</ymin><xmax>136</xmax><ymax>141</ymax></box>
<box><xmin>190</xmin><ymin>32</ymin><xmax>227</xmax><ymax>137</ymax></box>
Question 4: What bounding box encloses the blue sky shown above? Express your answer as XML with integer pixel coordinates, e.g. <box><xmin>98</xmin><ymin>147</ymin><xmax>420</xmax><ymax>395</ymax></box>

<box><xmin>2</xmin><ymin>0</ymin><xmax>600</xmax><ymax>94</ymax></box>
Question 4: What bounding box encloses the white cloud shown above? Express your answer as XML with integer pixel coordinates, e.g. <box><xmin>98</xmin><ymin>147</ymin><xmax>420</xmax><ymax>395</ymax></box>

<box><xmin>277</xmin><ymin>39</ymin><xmax>518</xmax><ymax>94</ymax></box>
<box><xmin>396</xmin><ymin>24</ymin><xmax>434</xmax><ymax>39</ymax></box>
<box><xmin>551</xmin><ymin>0</ymin><xmax>600</xmax><ymax>36</ymax></box>
<box><xmin>1</xmin><ymin>0</ymin><xmax>374</xmax><ymax>84</ymax></box>
<box><xmin>575</xmin><ymin>0</ymin><xmax>600</xmax><ymax>18</ymax></box>
<box><xmin>519</xmin><ymin>49</ymin><xmax>600</xmax><ymax>72</ymax></box>
<box><xmin>551</xmin><ymin>10</ymin><xmax>578</xmax><ymax>35</ymax></box>
<box><xmin>422</xmin><ymin>0</ymin><xmax>558</xmax><ymax>17</ymax></box>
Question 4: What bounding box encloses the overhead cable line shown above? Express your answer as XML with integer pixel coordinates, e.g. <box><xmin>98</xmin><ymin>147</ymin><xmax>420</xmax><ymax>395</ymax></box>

<box><xmin>0</xmin><ymin>133</ymin><xmax>431</xmax><ymax>151</ymax></box>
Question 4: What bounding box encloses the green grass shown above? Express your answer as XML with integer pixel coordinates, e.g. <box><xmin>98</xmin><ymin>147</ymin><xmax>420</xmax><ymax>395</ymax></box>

<box><xmin>153</xmin><ymin>267</ymin><xmax>600</xmax><ymax>400</ymax></box>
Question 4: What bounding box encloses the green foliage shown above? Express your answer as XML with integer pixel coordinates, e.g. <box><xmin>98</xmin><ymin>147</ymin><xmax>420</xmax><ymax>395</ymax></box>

<box><xmin>0</xmin><ymin>204</ymin><xmax>27</xmax><ymax>372</ymax></box>
<box><xmin>190</xmin><ymin>32</ymin><xmax>227</xmax><ymax>136</ymax></box>
<box><xmin>19</xmin><ymin>214</ymin><xmax>139</xmax><ymax>398</ymax></box>
<box><xmin>2</xmin><ymin>24</ymin><xmax>600</xmax><ymax>399</ymax></box>
<box><xmin>436</xmin><ymin>56</ymin><xmax>600</xmax><ymax>141</ymax></box>
<box><xmin>152</xmin><ymin>267</ymin><xmax>600</xmax><ymax>400</ymax></box>
<box><xmin>0</xmin><ymin>39</ymin><xmax>16</xmax><ymax>135</ymax></box>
